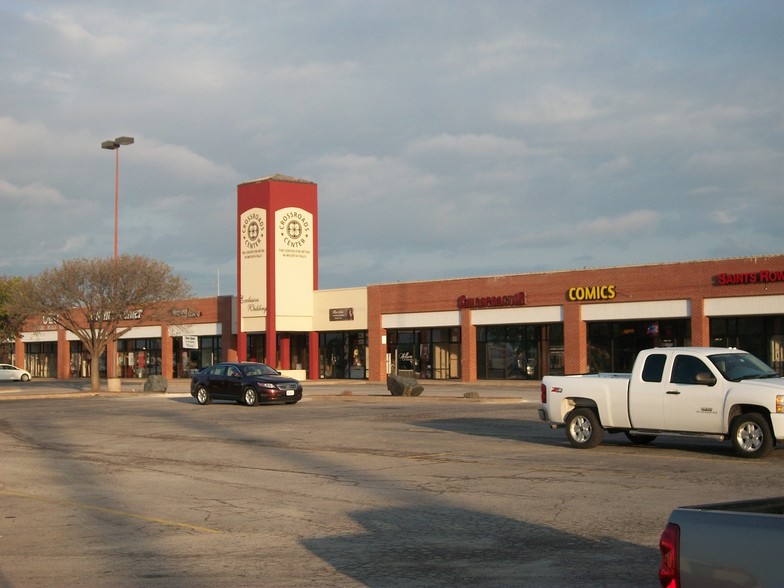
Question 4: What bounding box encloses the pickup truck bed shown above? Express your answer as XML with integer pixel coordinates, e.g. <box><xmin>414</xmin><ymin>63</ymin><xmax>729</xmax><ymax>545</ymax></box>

<box><xmin>660</xmin><ymin>496</ymin><xmax>784</xmax><ymax>587</ymax></box>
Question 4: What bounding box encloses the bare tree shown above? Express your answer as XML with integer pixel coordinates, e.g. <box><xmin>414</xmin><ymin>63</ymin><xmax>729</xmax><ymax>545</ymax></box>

<box><xmin>0</xmin><ymin>276</ymin><xmax>25</xmax><ymax>360</ymax></box>
<box><xmin>12</xmin><ymin>256</ymin><xmax>191</xmax><ymax>391</ymax></box>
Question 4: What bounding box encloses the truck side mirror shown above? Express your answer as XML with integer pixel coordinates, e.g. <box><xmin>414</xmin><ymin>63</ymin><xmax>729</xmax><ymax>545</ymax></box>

<box><xmin>694</xmin><ymin>372</ymin><xmax>717</xmax><ymax>386</ymax></box>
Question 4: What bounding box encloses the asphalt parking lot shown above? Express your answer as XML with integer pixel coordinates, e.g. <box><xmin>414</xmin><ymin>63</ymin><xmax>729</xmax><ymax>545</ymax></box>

<box><xmin>1</xmin><ymin>381</ymin><xmax>783</xmax><ymax>587</ymax></box>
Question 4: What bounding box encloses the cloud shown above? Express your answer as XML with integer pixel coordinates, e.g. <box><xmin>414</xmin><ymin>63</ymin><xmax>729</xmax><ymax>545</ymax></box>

<box><xmin>0</xmin><ymin>178</ymin><xmax>65</xmax><ymax>205</ymax></box>
<box><xmin>497</xmin><ymin>90</ymin><xmax>610</xmax><ymax>125</ymax></box>
<box><xmin>0</xmin><ymin>117</ymin><xmax>52</xmax><ymax>157</ymax></box>
<box><xmin>513</xmin><ymin>210</ymin><xmax>661</xmax><ymax>248</ymax></box>
<box><xmin>444</xmin><ymin>34</ymin><xmax>562</xmax><ymax>75</ymax></box>
<box><xmin>23</xmin><ymin>10</ymin><xmax>129</xmax><ymax>55</ymax></box>
<box><xmin>406</xmin><ymin>133</ymin><xmax>548</xmax><ymax>159</ymax></box>
<box><xmin>136</xmin><ymin>140</ymin><xmax>240</xmax><ymax>185</ymax></box>
<box><xmin>0</xmin><ymin>2</ymin><xmax>781</xmax><ymax>293</ymax></box>
<box><xmin>576</xmin><ymin>210</ymin><xmax>661</xmax><ymax>240</ymax></box>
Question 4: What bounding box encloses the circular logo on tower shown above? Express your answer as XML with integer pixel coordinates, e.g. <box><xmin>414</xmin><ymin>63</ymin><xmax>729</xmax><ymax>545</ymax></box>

<box><xmin>279</xmin><ymin>210</ymin><xmax>310</xmax><ymax>249</ymax></box>
<box><xmin>286</xmin><ymin>219</ymin><xmax>303</xmax><ymax>240</ymax></box>
<box><xmin>242</xmin><ymin>212</ymin><xmax>264</xmax><ymax>250</ymax></box>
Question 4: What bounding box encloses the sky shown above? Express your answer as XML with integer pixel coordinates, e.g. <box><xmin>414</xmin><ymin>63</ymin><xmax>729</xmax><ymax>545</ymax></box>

<box><xmin>1</xmin><ymin>1</ymin><xmax>782</xmax><ymax>297</ymax></box>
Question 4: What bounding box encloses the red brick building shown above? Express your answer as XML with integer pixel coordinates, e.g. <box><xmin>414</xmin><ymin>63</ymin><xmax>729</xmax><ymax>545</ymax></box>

<box><xmin>14</xmin><ymin>295</ymin><xmax>235</xmax><ymax>381</ymax></box>
<box><xmin>366</xmin><ymin>257</ymin><xmax>784</xmax><ymax>382</ymax></box>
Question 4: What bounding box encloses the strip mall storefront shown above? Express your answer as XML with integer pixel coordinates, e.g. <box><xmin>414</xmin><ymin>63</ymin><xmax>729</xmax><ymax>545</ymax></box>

<box><xmin>9</xmin><ymin>256</ymin><xmax>784</xmax><ymax>382</ymax></box>
<box><xmin>12</xmin><ymin>296</ymin><xmax>234</xmax><ymax>380</ymax></box>
<box><xmin>365</xmin><ymin>255</ymin><xmax>784</xmax><ymax>382</ymax></box>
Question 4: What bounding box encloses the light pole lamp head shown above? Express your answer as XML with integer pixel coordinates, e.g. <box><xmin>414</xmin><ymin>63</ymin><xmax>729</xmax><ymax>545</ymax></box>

<box><xmin>101</xmin><ymin>136</ymin><xmax>134</xmax><ymax>150</ymax></box>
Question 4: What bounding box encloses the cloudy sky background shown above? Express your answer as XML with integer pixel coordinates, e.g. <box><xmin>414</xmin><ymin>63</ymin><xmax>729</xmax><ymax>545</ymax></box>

<box><xmin>1</xmin><ymin>1</ymin><xmax>782</xmax><ymax>296</ymax></box>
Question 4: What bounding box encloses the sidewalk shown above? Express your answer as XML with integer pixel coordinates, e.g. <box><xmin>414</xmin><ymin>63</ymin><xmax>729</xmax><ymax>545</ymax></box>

<box><xmin>0</xmin><ymin>377</ymin><xmax>542</xmax><ymax>402</ymax></box>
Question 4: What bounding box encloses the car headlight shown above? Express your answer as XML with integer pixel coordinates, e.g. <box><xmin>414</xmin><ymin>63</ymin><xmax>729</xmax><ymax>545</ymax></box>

<box><xmin>258</xmin><ymin>382</ymin><xmax>276</xmax><ymax>389</ymax></box>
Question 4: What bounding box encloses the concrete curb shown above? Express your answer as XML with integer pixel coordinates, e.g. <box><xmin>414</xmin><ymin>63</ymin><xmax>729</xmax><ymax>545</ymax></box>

<box><xmin>0</xmin><ymin>378</ymin><xmax>542</xmax><ymax>403</ymax></box>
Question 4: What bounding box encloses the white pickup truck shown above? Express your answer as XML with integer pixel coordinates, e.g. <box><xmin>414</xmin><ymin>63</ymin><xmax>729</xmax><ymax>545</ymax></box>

<box><xmin>538</xmin><ymin>347</ymin><xmax>784</xmax><ymax>458</ymax></box>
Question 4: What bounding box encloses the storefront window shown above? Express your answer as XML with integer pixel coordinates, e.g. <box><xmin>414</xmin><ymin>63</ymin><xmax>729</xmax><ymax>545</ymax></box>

<box><xmin>477</xmin><ymin>324</ymin><xmax>562</xmax><ymax>380</ymax></box>
<box><xmin>710</xmin><ymin>316</ymin><xmax>784</xmax><ymax>375</ymax></box>
<box><xmin>320</xmin><ymin>331</ymin><xmax>367</xmax><ymax>379</ymax></box>
<box><xmin>247</xmin><ymin>334</ymin><xmax>266</xmax><ymax>364</ymax></box>
<box><xmin>588</xmin><ymin>320</ymin><xmax>690</xmax><ymax>373</ymax></box>
<box><xmin>117</xmin><ymin>338</ymin><xmax>161</xmax><ymax>378</ymax></box>
<box><xmin>68</xmin><ymin>341</ymin><xmax>107</xmax><ymax>379</ymax></box>
<box><xmin>387</xmin><ymin>328</ymin><xmax>460</xmax><ymax>380</ymax></box>
<box><xmin>24</xmin><ymin>342</ymin><xmax>57</xmax><ymax>378</ymax></box>
<box><xmin>173</xmin><ymin>336</ymin><xmax>221</xmax><ymax>377</ymax></box>
<box><xmin>286</xmin><ymin>333</ymin><xmax>309</xmax><ymax>372</ymax></box>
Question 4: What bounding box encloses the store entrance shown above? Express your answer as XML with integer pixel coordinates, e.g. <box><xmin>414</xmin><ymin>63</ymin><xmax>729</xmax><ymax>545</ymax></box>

<box><xmin>387</xmin><ymin>328</ymin><xmax>461</xmax><ymax>380</ymax></box>
<box><xmin>320</xmin><ymin>331</ymin><xmax>367</xmax><ymax>379</ymax></box>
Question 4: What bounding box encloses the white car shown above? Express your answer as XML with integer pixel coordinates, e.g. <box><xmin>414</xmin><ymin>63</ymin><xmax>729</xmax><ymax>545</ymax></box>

<box><xmin>0</xmin><ymin>364</ymin><xmax>32</xmax><ymax>382</ymax></box>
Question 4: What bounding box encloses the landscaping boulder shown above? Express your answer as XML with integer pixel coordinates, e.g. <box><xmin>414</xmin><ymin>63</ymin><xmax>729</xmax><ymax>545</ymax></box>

<box><xmin>386</xmin><ymin>374</ymin><xmax>424</xmax><ymax>397</ymax></box>
<box><xmin>144</xmin><ymin>374</ymin><xmax>168</xmax><ymax>393</ymax></box>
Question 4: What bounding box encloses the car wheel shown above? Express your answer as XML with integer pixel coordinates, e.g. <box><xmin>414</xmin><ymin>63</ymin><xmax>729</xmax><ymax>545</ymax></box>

<box><xmin>195</xmin><ymin>386</ymin><xmax>211</xmax><ymax>405</ymax></box>
<box><xmin>624</xmin><ymin>432</ymin><xmax>657</xmax><ymax>445</ymax></box>
<box><xmin>730</xmin><ymin>413</ymin><xmax>773</xmax><ymax>458</ymax></box>
<box><xmin>243</xmin><ymin>388</ymin><xmax>258</xmax><ymax>406</ymax></box>
<box><xmin>565</xmin><ymin>408</ymin><xmax>604</xmax><ymax>449</ymax></box>
<box><xmin>20</xmin><ymin>374</ymin><xmax>30</xmax><ymax>382</ymax></box>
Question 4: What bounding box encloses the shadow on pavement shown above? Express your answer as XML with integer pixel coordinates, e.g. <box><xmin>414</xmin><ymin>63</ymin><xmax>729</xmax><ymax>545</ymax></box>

<box><xmin>302</xmin><ymin>505</ymin><xmax>658</xmax><ymax>587</ymax></box>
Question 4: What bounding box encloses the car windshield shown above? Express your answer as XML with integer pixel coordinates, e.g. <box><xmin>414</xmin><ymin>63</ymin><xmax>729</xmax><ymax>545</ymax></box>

<box><xmin>242</xmin><ymin>363</ymin><xmax>279</xmax><ymax>377</ymax></box>
<box><xmin>708</xmin><ymin>352</ymin><xmax>780</xmax><ymax>382</ymax></box>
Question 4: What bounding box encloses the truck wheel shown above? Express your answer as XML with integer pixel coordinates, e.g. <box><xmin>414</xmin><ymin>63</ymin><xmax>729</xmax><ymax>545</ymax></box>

<box><xmin>730</xmin><ymin>413</ymin><xmax>773</xmax><ymax>458</ymax></box>
<box><xmin>625</xmin><ymin>432</ymin><xmax>657</xmax><ymax>445</ymax></box>
<box><xmin>565</xmin><ymin>408</ymin><xmax>604</xmax><ymax>449</ymax></box>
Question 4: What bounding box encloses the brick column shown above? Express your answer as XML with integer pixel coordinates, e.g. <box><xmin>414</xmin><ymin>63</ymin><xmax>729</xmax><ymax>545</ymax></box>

<box><xmin>564</xmin><ymin>303</ymin><xmax>587</xmax><ymax>374</ymax></box>
<box><xmin>14</xmin><ymin>337</ymin><xmax>24</xmax><ymax>370</ymax></box>
<box><xmin>367</xmin><ymin>286</ymin><xmax>385</xmax><ymax>382</ymax></box>
<box><xmin>368</xmin><ymin>320</ymin><xmax>385</xmax><ymax>382</ymax></box>
<box><xmin>107</xmin><ymin>338</ymin><xmax>118</xmax><ymax>378</ymax></box>
<box><xmin>460</xmin><ymin>308</ymin><xmax>476</xmax><ymax>382</ymax></box>
<box><xmin>690</xmin><ymin>297</ymin><xmax>710</xmax><ymax>346</ymax></box>
<box><xmin>57</xmin><ymin>329</ymin><xmax>70</xmax><ymax>379</ymax></box>
<box><xmin>161</xmin><ymin>325</ymin><xmax>172</xmax><ymax>378</ymax></box>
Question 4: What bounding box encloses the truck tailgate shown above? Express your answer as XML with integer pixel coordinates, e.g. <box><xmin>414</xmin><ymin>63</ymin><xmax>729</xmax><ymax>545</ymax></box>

<box><xmin>667</xmin><ymin>500</ymin><xmax>784</xmax><ymax>587</ymax></box>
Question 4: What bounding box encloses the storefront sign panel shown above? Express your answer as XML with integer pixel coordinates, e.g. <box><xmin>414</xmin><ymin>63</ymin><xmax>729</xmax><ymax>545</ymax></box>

<box><xmin>330</xmin><ymin>308</ymin><xmax>355</xmax><ymax>321</ymax></box>
<box><xmin>457</xmin><ymin>292</ymin><xmax>526</xmax><ymax>309</ymax></box>
<box><xmin>716</xmin><ymin>271</ymin><xmax>784</xmax><ymax>286</ymax></box>
<box><xmin>566</xmin><ymin>285</ymin><xmax>616</xmax><ymax>301</ymax></box>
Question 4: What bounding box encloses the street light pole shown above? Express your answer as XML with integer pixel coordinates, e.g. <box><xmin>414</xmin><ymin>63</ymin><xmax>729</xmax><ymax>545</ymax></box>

<box><xmin>101</xmin><ymin>136</ymin><xmax>134</xmax><ymax>258</ymax></box>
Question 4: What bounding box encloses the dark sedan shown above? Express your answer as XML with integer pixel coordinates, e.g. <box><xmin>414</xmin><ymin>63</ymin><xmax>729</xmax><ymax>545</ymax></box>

<box><xmin>191</xmin><ymin>362</ymin><xmax>302</xmax><ymax>406</ymax></box>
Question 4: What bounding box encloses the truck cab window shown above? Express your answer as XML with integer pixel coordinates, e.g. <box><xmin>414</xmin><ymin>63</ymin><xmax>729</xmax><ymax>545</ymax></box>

<box><xmin>641</xmin><ymin>354</ymin><xmax>667</xmax><ymax>382</ymax></box>
<box><xmin>671</xmin><ymin>355</ymin><xmax>711</xmax><ymax>385</ymax></box>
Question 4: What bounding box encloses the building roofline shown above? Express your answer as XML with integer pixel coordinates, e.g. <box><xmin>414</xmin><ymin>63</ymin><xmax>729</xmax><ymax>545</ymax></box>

<box><xmin>365</xmin><ymin>253</ymin><xmax>784</xmax><ymax>288</ymax></box>
<box><xmin>238</xmin><ymin>173</ymin><xmax>315</xmax><ymax>186</ymax></box>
